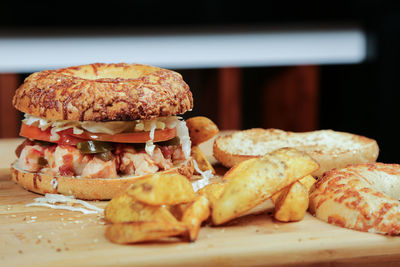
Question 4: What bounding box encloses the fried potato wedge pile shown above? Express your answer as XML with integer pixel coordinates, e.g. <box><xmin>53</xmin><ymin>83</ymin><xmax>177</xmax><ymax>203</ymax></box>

<box><xmin>104</xmin><ymin>172</ymin><xmax>211</xmax><ymax>244</ymax></box>
<box><xmin>104</xmin><ymin>143</ymin><xmax>320</xmax><ymax>244</ymax></box>
<box><xmin>212</xmin><ymin>147</ymin><xmax>319</xmax><ymax>225</ymax></box>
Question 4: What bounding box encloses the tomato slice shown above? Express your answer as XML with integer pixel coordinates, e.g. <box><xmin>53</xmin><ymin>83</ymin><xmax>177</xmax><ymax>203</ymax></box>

<box><xmin>20</xmin><ymin>124</ymin><xmax>86</xmax><ymax>145</ymax></box>
<box><xmin>71</xmin><ymin>127</ymin><xmax>177</xmax><ymax>143</ymax></box>
<box><xmin>20</xmin><ymin>123</ymin><xmax>177</xmax><ymax>144</ymax></box>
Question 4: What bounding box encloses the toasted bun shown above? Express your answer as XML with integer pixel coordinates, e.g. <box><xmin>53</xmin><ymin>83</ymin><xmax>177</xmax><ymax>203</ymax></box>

<box><xmin>309</xmin><ymin>163</ymin><xmax>400</xmax><ymax>235</ymax></box>
<box><xmin>213</xmin><ymin>128</ymin><xmax>379</xmax><ymax>177</ymax></box>
<box><xmin>10</xmin><ymin>158</ymin><xmax>194</xmax><ymax>200</ymax></box>
<box><xmin>13</xmin><ymin>63</ymin><xmax>193</xmax><ymax>121</ymax></box>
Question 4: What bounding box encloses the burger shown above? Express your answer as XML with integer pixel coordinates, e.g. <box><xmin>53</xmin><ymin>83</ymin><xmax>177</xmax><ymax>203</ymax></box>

<box><xmin>11</xmin><ymin>63</ymin><xmax>195</xmax><ymax>200</ymax></box>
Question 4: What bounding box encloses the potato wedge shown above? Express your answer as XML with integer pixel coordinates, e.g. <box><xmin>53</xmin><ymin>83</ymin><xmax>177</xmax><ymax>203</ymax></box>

<box><xmin>191</xmin><ymin>146</ymin><xmax>215</xmax><ymax>174</ymax></box>
<box><xmin>127</xmin><ymin>172</ymin><xmax>196</xmax><ymax>206</ymax></box>
<box><xmin>186</xmin><ymin>116</ymin><xmax>219</xmax><ymax>146</ymax></box>
<box><xmin>299</xmin><ymin>174</ymin><xmax>317</xmax><ymax>193</ymax></box>
<box><xmin>105</xmin><ymin>221</ymin><xmax>187</xmax><ymax>244</ymax></box>
<box><xmin>168</xmin><ymin>205</ymin><xmax>185</xmax><ymax>221</ymax></box>
<box><xmin>212</xmin><ymin>147</ymin><xmax>319</xmax><ymax>225</ymax></box>
<box><xmin>271</xmin><ymin>187</ymin><xmax>284</xmax><ymax>204</ymax></box>
<box><xmin>273</xmin><ymin>181</ymin><xmax>309</xmax><ymax>222</ymax></box>
<box><xmin>197</xmin><ymin>182</ymin><xmax>225</xmax><ymax>209</ymax></box>
<box><xmin>104</xmin><ymin>193</ymin><xmax>178</xmax><ymax>224</ymax></box>
<box><xmin>242</xmin><ymin>198</ymin><xmax>275</xmax><ymax>217</ymax></box>
<box><xmin>271</xmin><ymin>175</ymin><xmax>316</xmax><ymax>203</ymax></box>
<box><xmin>181</xmin><ymin>195</ymin><xmax>211</xmax><ymax>241</ymax></box>
<box><xmin>222</xmin><ymin>158</ymin><xmax>259</xmax><ymax>181</ymax></box>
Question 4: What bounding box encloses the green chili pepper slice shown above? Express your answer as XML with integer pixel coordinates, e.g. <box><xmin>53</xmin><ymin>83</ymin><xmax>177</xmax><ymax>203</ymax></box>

<box><xmin>95</xmin><ymin>151</ymin><xmax>114</xmax><ymax>162</ymax></box>
<box><xmin>77</xmin><ymin>141</ymin><xmax>114</xmax><ymax>154</ymax></box>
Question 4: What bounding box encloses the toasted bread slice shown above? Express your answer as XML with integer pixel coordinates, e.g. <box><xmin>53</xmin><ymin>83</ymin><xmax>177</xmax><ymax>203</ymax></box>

<box><xmin>213</xmin><ymin>128</ymin><xmax>379</xmax><ymax>177</ymax></box>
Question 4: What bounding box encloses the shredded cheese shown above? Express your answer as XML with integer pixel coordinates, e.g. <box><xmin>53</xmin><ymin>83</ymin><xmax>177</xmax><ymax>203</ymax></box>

<box><xmin>176</xmin><ymin>120</ymin><xmax>191</xmax><ymax>159</ymax></box>
<box><xmin>26</xmin><ymin>194</ymin><xmax>103</xmax><ymax>214</ymax></box>
<box><xmin>145</xmin><ymin>121</ymin><xmax>157</xmax><ymax>156</ymax></box>
<box><xmin>144</xmin><ymin>117</ymin><xmax>191</xmax><ymax>158</ymax></box>
<box><xmin>191</xmin><ymin>159</ymin><xmax>214</xmax><ymax>191</ymax></box>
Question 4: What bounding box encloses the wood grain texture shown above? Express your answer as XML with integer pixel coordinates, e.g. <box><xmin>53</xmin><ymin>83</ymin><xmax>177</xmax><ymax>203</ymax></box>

<box><xmin>262</xmin><ymin>66</ymin><xmax>319</xmax><ymax>132</ymax></box>
<box><xmin>218</xmin><ymin>68</ymin><xmax>242</xmax><ymax>130</ymax></box>
<box><xmin>1</xmin><ymin>136</ymin><xmax>400</xmax><ymax>267</ymax></box>
<box><xmin>0</xmin><ymin>138</ymin><xmax>23</xmax><ymax>169</ymax></box>
<box><xmin>0</xmin><ymin>74</ymin><xmax>20</xmax><ymax>138</ymax></box>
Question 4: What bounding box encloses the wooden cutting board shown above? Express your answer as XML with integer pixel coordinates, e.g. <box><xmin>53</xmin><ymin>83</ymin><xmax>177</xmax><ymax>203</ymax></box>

<box><xmin>1</xmin><ymin>137</ymin><xmax>400</xmax><ymax>267</ymax></box>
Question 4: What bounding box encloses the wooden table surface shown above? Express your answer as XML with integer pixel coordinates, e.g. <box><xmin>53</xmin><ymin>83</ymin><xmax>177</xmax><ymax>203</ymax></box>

<box><xmin>1</xmin><ymin>137</ymin><xmax>400</xmax><ymax>267</ymax></box>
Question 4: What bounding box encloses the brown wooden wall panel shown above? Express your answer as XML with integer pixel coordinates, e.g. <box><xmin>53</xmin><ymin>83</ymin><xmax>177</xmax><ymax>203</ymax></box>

<box><xmin>217</xmin><ymin>67</ymin><xmax>242</xmax><ymax>130</ymax></box>
<box><xmin>0</xmin><ymin>74</ymin><xmax>20</xmax><ymax>138</ymax></box>
<box><xmin>261</xmin><ymin>66</ymin><xmax>319</xmax><ymax>132</ymax></box>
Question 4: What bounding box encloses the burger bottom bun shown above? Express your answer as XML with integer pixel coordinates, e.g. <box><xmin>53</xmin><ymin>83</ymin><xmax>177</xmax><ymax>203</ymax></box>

<box><xmin>10</xmin><ymin>158</ymin><xmax>194</xmax><ymax>200</ymax></box>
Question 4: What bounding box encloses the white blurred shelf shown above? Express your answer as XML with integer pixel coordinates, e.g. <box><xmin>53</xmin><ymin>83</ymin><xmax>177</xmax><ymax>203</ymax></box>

<box><xmin>0</xmin><ymin>26</ymin><xmax>366</xmax><ymax>73</ymax></box>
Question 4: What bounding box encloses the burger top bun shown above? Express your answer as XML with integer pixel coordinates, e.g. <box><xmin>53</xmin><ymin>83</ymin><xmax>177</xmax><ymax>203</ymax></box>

<box><xmin>13</xmin><ymin>63</ymin><xmax>193</xmax><ymax>121</ymax></box>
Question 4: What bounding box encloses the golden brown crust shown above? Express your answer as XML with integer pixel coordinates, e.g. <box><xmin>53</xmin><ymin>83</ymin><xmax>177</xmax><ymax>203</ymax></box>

<box><xmin>213</xmin><ymin>140</ymin><xmax>256</xmax><ymax>169</ymax></box>
<box><xmin>13</xmin><ymin>63</ymin><xmax>193</xmax><ymax>121</ymax></box>
<box><xmin>309</xmin><ymin>163</ymin><xmax>400</xmax><ymax>235</ymax></box>
<box><xmin>213</xmin><ymin>129</ymin><xmax>379</xmax><ymax>177</ymax></box>
<box><xmin>10</xmin><ymin>158</ymin><xmax>194</xmax><ymax>200</ymax></box>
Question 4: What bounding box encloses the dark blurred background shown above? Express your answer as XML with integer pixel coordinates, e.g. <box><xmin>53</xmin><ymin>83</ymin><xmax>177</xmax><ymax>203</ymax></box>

<box><xmin>0</xmin><ymin>1</ymin><xmax>399</xmax><ymax>163</ymax></box>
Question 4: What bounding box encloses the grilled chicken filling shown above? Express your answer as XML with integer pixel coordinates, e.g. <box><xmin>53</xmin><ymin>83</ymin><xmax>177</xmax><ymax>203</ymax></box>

<box><xmin>16</xmin><ymin>140</ymin><xmax>185</xmax><ymax>178</ymax></box>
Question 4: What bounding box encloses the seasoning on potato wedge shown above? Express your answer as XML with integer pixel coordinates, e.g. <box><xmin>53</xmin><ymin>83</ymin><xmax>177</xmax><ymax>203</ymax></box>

<box><xmin>126</xmin><ymin>172</ymin><xmax>196</xmax><ymax>206</ymax></box>
<box><xmin>104</xmin><ymin>193</ymin><xmax>178</xmax><ymax>224</ymax></box>
<box><xmin>212</xmin><ymin>147</ymin><xmax>319</xmax><ymax>225</ymax></box>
